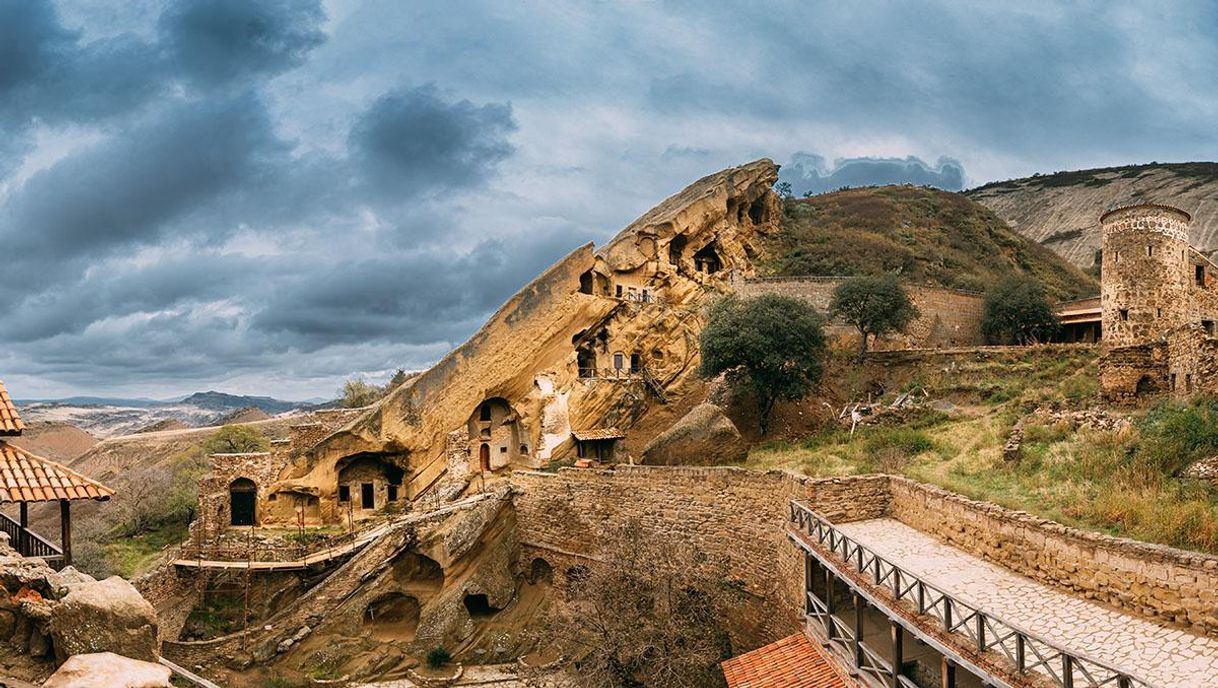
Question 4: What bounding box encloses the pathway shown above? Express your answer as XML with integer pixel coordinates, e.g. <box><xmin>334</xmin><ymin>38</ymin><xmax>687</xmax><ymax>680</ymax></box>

<box><xmin>835</xmin><ymin>518</ymin><xmax>1218</xmax><ymax>688</ymax></box>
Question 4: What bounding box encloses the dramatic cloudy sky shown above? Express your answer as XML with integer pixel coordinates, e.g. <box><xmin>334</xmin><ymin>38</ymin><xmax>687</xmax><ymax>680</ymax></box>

<box><xmin>4</xmin><ymin>1</ymin><xmax>1218</xmax><ymax>399</ymax></box>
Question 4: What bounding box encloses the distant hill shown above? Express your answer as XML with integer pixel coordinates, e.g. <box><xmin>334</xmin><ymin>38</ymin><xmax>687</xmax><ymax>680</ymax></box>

<box><xmin>14</xmin><ymin>421</ymin><xmax>98</xmax><ymax>462</ymax></box>
<box><xmin>967</xmin><ymin>162</ymin><xmax>1218</xmax><ymax>269</ymax></box>
<box><xmin>179</xmin><ymin>391</ymin><xmax>304</xmax><ymax>415</ymax></box>
<box><xmin>765</xmin><ymin>185</ymin><xmax>1097</xmax><ymax>299</ymax></box>
<box><xmin>213</xmin><ymin>406</ymin><xmax>273</xmax><ymax>425</ymax></box>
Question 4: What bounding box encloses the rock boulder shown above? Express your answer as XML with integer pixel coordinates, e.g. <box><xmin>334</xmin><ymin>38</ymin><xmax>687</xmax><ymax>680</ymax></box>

<box><xmin>42</xmin><ymin>652</ymin><xmax>171</xmax><ymax>688</ymax></box>
<box><xmin>642</xmin><ymin>403</ymin><xmax>747</xmax><ymax>466</ymax></box>
<box><xmin>49</xmin><ymin>577</ymin><xmax>159</xmax><ymax>663</ymax></box>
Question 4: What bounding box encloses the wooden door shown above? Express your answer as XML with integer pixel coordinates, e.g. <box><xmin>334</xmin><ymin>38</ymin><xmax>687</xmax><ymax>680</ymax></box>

<box><xmin>480</xmin><ymin>443</ymin><xmax>491</xmax><ymax>471</ymax></box>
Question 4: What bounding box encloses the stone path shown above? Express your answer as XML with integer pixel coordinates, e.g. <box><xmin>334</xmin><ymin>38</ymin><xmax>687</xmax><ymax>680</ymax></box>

<box><xmin>835</xmin><ymin>518</ymin><xmax>1218</xmax><ymax>688</ymax></box>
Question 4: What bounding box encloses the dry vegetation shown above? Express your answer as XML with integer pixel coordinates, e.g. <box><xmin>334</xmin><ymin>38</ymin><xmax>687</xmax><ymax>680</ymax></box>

<box><xmin>747</xmin><ymin>347</ymin><xmax>1218</xmax><ymax>555</ymax></box>
<box><xmin>765</xmin><ymin>186</ymin><xmax>1097</xmax><ymax>299</ymax></box>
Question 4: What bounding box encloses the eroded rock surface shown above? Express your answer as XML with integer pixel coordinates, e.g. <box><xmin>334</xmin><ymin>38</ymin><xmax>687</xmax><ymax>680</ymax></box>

<box><xmin>50</xmin><ymin>577</ymin><xmax>159</xmax><ymax>663</ymax></box>
<box><xmin>42</xmin><ymin>652</ymin><xmax>172</xmax><ymax>688</ymax></box>
<box><xmin>641</xmin><ymin>403</ymin><xmax>747</xmax><ymax>466</ymax></box>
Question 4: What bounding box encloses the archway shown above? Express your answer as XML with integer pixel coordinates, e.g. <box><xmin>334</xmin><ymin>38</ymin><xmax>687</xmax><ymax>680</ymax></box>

<box><xmin>229</xmin><ymin>478</ymin><xmax>256</xmax><ymax>526</ymax></box>
<box><xmin>363</xmin><ymin>593</ymin><xmax>421</xmax><ymax>641</ymax></box>
<box><xmin>694</xmin><ymin>242</ymin><xmax>723</xmax><ymax>274</ymax></box>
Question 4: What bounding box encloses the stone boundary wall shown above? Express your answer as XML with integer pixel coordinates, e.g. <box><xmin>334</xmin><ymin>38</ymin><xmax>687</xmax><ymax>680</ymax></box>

<box><xmin>735</xmin><ymin>277</ymin><xmax>985</xmax><ymax>348</ymax></box>
<box><xmin>510</xmin><ymin>466</ymin><xmax>890</xmax><ymax>645</ymax></box>
<box><xmin>887</xmin><ymin>477</ymin><xmax>1218</xmax><ymax>635</ymax></box>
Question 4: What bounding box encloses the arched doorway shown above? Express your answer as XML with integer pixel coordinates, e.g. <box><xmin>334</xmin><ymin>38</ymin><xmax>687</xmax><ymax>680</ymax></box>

<box><xmin>229</xmin><ymin>478</ymin><xmax>256</xmax><ymax>526</ymax></box>
<box><xmin>479</xmin><ymin>443</ymin><xmax>490</xmax><ymax>472</ymax></box>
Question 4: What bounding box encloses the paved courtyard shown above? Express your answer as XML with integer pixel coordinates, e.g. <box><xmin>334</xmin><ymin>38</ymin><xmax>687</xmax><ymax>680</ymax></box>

<box><xmin>835</xmin><ymin>518</ymin><xmax>1218</xmax><ymax>688</ymax></box>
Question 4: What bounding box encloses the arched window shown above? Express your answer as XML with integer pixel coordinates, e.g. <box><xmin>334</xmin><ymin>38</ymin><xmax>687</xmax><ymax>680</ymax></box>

<box><xmin>229</xmin><ymin>478</ymin><xmax>256</xmax><ymax>526</ymax></box>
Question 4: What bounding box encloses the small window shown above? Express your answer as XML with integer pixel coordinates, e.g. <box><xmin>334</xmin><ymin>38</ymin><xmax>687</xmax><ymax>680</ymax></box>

<box><xmin>480</xmin><ymin>403</ymin><xmax>492</xmax><ymax>421</ymax></box>
<box><xmin>520</xmin><ymin>444</ymin><xmax>529</xmax><ymax>454</ymax></box>
<box><xmin>1187</xmin><ymin>374</ymin><xmax>1194</xmax><ymax>391</ymax></box>
<box><xmin>500</xmin><ymin>446</ymin><xmax>507</xmax><ymax>453</ymax></box>
<box><xmin>1157</xmin><ymin>308</ymin><xmax>1162</xmax><ymax>318</ymax></box>
<box><xmin>1147</xmin><ymin>245</ymin><xmax>1153</xmax><ymax>257</ymax></box>
<box><xmin>613</xmin><ymin>353</ymin><xmax>624</xmax><ymax>370</ymax></box>
<box><xmin>1119</xmin><ymin>309</ymin><xmax>1129</xmax><ymax>321</ymax></box>
<box><xmin>1172</xmin><ymin>373</ymin><xmax>1178</xmax><ymax>390</ymax></box>
<box><xmin>1197</xmin><ymin>265</ymin><xmax>1206</xmax><ymax>287</ymax></box>
<box><xmin>615</xmin><ymin>285</ymin><xmax>623</xmax><ymax>298</ymax></box>
<box><xmin>1116</xmin><ymin>251</ymin><xmax>1121</xmax><ymax>263</ymax></box>
<box><xmin>1205</xmin><ymin>320</ymin><xmax>1216</xmax><ymax>336</ymax></box>
<box><xmin>387</xmin><ymin>484</ymin><xmax>398</xmax><ymax>502</ymax></box>
<box><xmin>267</xmin><ymin>493</ymin><xmax>277</xmax><ymax>501</ymax></box>
<box><xmin>339</xmin><ymin>485</ymin><xmax>350</xmax><ymax>502</ymax></box>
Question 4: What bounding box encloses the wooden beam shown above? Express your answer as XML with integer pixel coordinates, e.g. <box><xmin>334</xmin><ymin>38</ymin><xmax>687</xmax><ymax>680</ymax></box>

<box><xmin>853</xmin><ymin>592</ymin><xmax>864</xmax><ymax>667</ymax></box>
<box><xmin>59</xmin><ymin>500</ymin><xmax>71</xmax><ymax>566</ymax></box>
<box><xmin>942</xmin><ymin>657</ymin><xmax>956</xmax><ymax>688</ymax></box>
<box><xmin>19</xmin><ymin>502</ymin><xmax>27</xmax><ymax>555</ymax></box>
<box><xmin>891</xmin><ymin>620</ymin><xmax>904</xmax><ymax>687</ymax></box>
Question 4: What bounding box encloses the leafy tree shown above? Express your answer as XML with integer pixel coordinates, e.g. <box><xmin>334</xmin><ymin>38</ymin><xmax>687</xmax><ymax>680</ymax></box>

<box><xmin>982</xmin><ymin>277</ymin><xmax>1059</xmax><ymax>344</ymax></box>
<box><xmin>830</xmin><ymin>275</ymin><xmax>919</xmax><ymax>358</ymax></box>
<box><xmin>775</xmin><ymin>181</ymin><xmax>793</xmax><ymax>199</ymax></box>
<box><xmin>700</xmin><ymin>294</ymin><xmax>826</xmax><ymax>433</ymax></box>
<box><xmin>386</xmin><ymin>368</ymin><xmax>411</xmax><ymax>390</ymax></box>
<box><xmin>339</xmin><ymin>378</ymin><xmax>383</xmax><ymax>408</ymax></box>
<box><xmin>203</xmin><ymin>424</ymin><xmax>270</xmax><ymax>454</ymax></box>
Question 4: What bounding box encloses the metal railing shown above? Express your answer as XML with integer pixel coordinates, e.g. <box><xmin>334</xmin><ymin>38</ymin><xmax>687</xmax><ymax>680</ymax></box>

<box><xmin>790</xmin><ymin>501</ymin><xmax>1155</xmax><ymax>688</ymax></box>
<box><xmin>0</xmin><ymin>512</ymin><xmax>64</xmax><ymax>566</ymax></box>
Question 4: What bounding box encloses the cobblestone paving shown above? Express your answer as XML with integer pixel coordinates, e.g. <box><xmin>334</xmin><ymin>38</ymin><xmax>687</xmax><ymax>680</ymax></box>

<box><xmin>835</xmin><ymin>518</ymin><xmax>1218</xmax><ymax>688</ymax></box>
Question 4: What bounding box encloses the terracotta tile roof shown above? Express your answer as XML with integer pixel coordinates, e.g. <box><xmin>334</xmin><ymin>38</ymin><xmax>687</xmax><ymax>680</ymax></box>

<box><xmin>0</xmin><ymin>381</ymin><xmax>24</xmax><ymax>436</ymax></box>
<box><xmin>0</xmin><ymin>441</ymin><xmax>114</xmax><ymax>503</ymax></box>
<box><xmin>572</xmin><ymin>427</ymin><xmax>625</xmax><ymax>441</ymax></box>
<box><xmin>721</xmin><ymin>633</ymin><xmax>855</xmax><ymax>688</ymax></box>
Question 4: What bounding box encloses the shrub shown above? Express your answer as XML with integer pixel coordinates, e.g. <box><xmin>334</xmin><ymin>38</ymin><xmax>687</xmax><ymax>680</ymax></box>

<box><xmin>1134</xmin><ymin>399</ymin><xmax>1218</xmax><ymax>475</ymax></box>
<box><xmin>203</xmin><ymin>425</ymin><xmax>270</xmax><ymax>454</ymax></box>
<box><xmin>982</xmin><ymin>277</ymin><xmax>1059</xmax><ymax>344</ymax></box>
<box><xmin>861</xmin><ymin>427</ymin><xmax>934</xmax><ymax>470</ymax></box>
<box><xmin>426</xmin><ymin>647</ymin><xmax>451</xmax><ymax>668</ymax></box>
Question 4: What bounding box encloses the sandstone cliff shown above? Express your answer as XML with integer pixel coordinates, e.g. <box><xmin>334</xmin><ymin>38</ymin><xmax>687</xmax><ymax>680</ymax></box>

<box><xmin>295</xmin><ymin>160</ymin><xmax>780</xmax><ymax>504</ymax></box>
<box><xmin>967</xmin><ymin>162</ymin><xmax>1218</xmax><ymax>269</ymax></box>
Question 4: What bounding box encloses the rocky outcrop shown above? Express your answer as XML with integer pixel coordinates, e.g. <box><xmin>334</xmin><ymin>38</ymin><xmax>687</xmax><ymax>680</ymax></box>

<box><xmin>968</xmin><ymin>163</ymin><xmax>1218</xmax><ymax>269</ymax></box>
<box><xmin>50</xmin><ymin>577</ymin><xmax>159</xmax><ymax>663</ymax></box>
<box><xmin>641</xmin><ymin>403</ymin><xmax>747</xmax><ymax>466</ymax></box>
<box><xmin>42</xmin><ymin>652</ymin><xmax>171</xmax><ymax>688</ymax></box>
<box><xmin>290</xmin><ymin>160</ymin><xmax>781</xmax><ymax>506</ymax></box>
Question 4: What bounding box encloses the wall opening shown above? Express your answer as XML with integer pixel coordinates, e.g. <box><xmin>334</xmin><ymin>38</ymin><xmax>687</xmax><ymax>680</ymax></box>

<box><xmin>630</xmin><ymin>352</ymin><xmax>641</xmax><ymax>370</ymax></box>
<box><xmin>479</xmin><ymin>443</ymin><xmax>490</xmax><ymax>471</ymax></box>
<box><xmin>693</xmin><ymin>242</ymin><xmax>723</xmax><ymax>274</ymax></box>
<box><xmin>1197</xmin><ymin>265</ymin><xmax>1206</xmax><ymax>287</ymax></box>
<box><xmin>463</xmin><ymin>593</ymin><xmax>501</xmax><ymax>618</ymax></box>
<box><xmin>578</xmin><ymin>270</ymin><xmax>594</xmax><ymax>294</ymax></box>
<box><xmin>1136</xmin><ymin>375</ymin><xmax>1155</xmax><ymax>396</ymax></box>
<box><xmin>229</xmin><ymin>478</ymin><xmax>256</xmax><ymax>526</ymax></box>
<box><xmin>392</xmin><ymin>551</ymin><xmax>445</xmax><ymax>588</ymax></box>
<box><xmin>668</xmin><ymin>235</ymin><xmax>687</xmax><ymax>265</ymax></box>
<box><xmin>529</xmin><ymin>557</ymin><xmax>554</xmax><ymax>585</ymax></box>
<box><xmin>613</xmin><ymin>352</ymin><xmax>625</xmax><ymax>370</ymax></box>
<box><xmin>747</xmin><ymin>198</ymin><xmax>766</xmax><ymax>225</ymax></box>
<box><xmin>577</xmin><ymin>348</ymin><xmax>596</xmax><ymax>377</ymax></box>
<box><xmin>363</xmin><ymin>593</ymin><xmax>421</xmax><ymax>641</ymax></box>
<box><xmin>361</xmin><ymin>483</ymin><xmax>375</xmax><ymax>509</ymax></box>
<box><xmin>1119</xmin><ymin>308</ymin><xmax>1129</xmax><ymax>321</ymax></box>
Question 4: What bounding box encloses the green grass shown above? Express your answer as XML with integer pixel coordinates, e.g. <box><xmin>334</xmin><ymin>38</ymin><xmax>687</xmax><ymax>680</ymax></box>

<box><xmin>749</xmin><ymin>346</ymin><xmax>1218</xmax><ymax>555</ymax></box>
<box><xmin>103</xmin><ymin>520</ymin><xmax>190</xmax><ymax>577</ymax></box>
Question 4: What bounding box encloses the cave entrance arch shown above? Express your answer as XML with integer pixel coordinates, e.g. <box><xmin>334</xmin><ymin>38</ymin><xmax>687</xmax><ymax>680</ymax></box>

<box><xmin>694</xmin><ymin>242</ymin><xmax>723</xmax><ymax>274</ymax></box>
<box><xmin>229</xmin><ymin>478</ymin><xmax>256</xmax><ymax>526</ymax></box>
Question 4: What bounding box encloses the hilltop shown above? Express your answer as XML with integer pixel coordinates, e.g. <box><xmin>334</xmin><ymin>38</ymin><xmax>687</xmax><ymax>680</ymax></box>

<box><xmin>765</xmin><ymin>185</ymin><xmax>1097</xmax><ymax>299</ymax></box>
<box><xmin>967</xmin><ymin>162</ymin><xmax>1218</xmax><ymax>268</ymax></box>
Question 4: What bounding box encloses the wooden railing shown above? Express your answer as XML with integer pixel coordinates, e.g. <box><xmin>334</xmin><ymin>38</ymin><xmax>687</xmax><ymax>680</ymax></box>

<box><xmin>789</xmin><ymin>501</ymin><xmax>1155</xmax><ymax>688</ymax></box>
<box><xmin>178</xmin><ymin>530</ymin><xmax>358</xmax><ymax>564</ymax></box>
<box><xmin>0</xmin><ymin>512</ymin><xmax>64</xmax><ymax>567</ymax></box>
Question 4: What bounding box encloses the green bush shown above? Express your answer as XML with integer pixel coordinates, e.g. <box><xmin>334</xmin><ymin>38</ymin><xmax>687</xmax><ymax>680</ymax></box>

<box><xmin>426</xmin><ymin>646</ymin><xmax>451</xmax><ymax>668</ymax></box>
<box><xmin>1134</xmin><ymin>399</ymin><xmax>1218</xmax><ymax>475</ymax></box>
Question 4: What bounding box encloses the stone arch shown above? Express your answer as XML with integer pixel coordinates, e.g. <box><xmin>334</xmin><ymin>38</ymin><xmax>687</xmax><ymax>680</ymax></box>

<box><xmin>229</xmin><ymin>477</ymin><xmax>256</xmax><ymax>526</ymax></box>
<box><xmin>528</xmin><ymin>557</ymin><xmax>554</xmax><ymax>585</ymax></box>
<box><xmin>462</xmin><ymin>593</ymin><xmax>501</xmax><ymax>618</ymax></box>
<box><xmin>668</xmin><ymin>235</ymin><xmax>687</xmax><ymax>266</ymax></box>
<box><xmin>392</xmin><ymin>551</ymin><xmax>445</xmax><ymax>589</ymax></box>
<box><xmin>363</xmin><ymin>592</ymin><xmax>421</xmax><ymax>641</ymax></box>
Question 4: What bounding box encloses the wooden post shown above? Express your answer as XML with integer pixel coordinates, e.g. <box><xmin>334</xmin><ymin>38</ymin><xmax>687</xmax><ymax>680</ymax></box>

<box><xmin>941</xmin><ymin>657</ymin><xmax>956</xmax><ymax>688</ymax></box>
<box><xmin>18</xmin><ymin>502</ymin><xmax>28</xmax><ymax>556</ymax></box>
<box><xmin>890</xmin><ymin>620</ymin><xmax>903</xmax><ymax>687</ymax></box>
<box><xmin>59</xmin><ymin>500</ymin><xmax>71</xmax><ymax>566</ymax></box>
<box><xmin>824</xmin><ymin>568</ymin><xmax>836</xmax><ymax>642</ymax></box>
<box><xmin>853</xmin><ymin>593</ymin><xmax>864</xmax><ymax>667</ymax></box>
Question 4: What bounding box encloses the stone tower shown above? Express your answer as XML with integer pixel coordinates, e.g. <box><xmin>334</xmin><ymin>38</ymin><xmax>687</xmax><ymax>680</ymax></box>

<box><xmin>1100</xmin><ymin>203</ymin><xmax>1193</xmax><ymax>349</ymax></box>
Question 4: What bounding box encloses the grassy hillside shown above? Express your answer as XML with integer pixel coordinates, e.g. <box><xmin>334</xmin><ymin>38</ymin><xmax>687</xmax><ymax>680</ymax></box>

<box><xmin>764</xmin><ymin>185</ymin><xmax>1098</xmax><ymax>299</ymax></box>
<box><xmin>747</xmin><ymin>346</ymin><xmax>1218</xmax><ymax>555</ymax></box>
<box><xmin>971</xmin><ymin>161</ymin><xmax>1218</xmax><ymax>194</ymax></box>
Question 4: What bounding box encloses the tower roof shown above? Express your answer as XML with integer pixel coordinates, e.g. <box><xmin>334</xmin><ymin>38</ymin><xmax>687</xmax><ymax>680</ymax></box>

<box><xmin>1100</xmin><ymin>202</ymin><xmax>1192</xmax><ymax>224</ymax></box>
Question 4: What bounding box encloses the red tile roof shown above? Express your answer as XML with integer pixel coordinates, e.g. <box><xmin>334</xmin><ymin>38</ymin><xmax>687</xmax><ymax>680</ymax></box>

<box><xmin>0</xmin><ymin>381</ymin><xmax>24</xmax><ymax>436</ymax></box>
<box><xmin>721</xmin><ymin>633</ymin><xmax>855</xmax><ymax>688</ymax></box>
<box><xmin>0</xmin><ymin>441</ymin><xmax>114</xmax><ymax>503</ymax></box>
<box><xmin>572</xmin><ymin>427</ymin><xmax>625</xmax><ymax>441</ymax></box>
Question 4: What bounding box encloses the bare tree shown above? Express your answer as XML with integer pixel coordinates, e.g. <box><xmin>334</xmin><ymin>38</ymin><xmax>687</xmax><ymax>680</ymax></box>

<box><xmin>542</xmin><ymin>520</ymin><xmax>742</xmax><ymax>688</ymax></box>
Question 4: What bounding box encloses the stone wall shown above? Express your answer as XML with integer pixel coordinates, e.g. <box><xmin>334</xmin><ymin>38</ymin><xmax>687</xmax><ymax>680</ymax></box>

<box><xmin>887</xmin><ymin>477</ymin><xmax>1218</xmax><ymax>635</ymax></box>
<box><xmin>1098</xmin><ymin>342</ymin><xmax>1167</xmax><ymax>401</ymax></box>
<box><xmin>736</xmin><ymin>276</ymin><xmax>985</xmax><ymax>348</ymax></box>
<box><xmin>510</xmin><ymin>466</ymin><xmax>890</xmax><ymax>646</ymax></box>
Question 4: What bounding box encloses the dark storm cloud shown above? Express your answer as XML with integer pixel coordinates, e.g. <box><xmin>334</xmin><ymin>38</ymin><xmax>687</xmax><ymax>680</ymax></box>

<box><xmin>349</xmin><ymin>85</ymin><xmax>518</xmax><ymax>198</ymax></box>
<box><xmin>1</xmin><ymin>92</ymin><xmax>283</xmax><ymax>266</ymax></box>
<box><xmin>780</xmin><ymin>154</ymin><xmax>966</xmax><ymax>196</ymax></box>
<box><xmin>158</xmin><ymin>0</ymin><xmax>326</xmax><ymax>87</ymax></box>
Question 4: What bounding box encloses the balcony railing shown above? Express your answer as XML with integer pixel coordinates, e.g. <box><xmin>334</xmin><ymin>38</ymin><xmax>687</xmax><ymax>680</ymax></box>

<box><xmin>789</xmin><ymin>501</ymin><xmax>1155</xmax><ymax>688</ymax></box>
<box><xmin>0</xmin><ymin>512</ymin><xmax>64</xmax><ymax>568</ymax></box>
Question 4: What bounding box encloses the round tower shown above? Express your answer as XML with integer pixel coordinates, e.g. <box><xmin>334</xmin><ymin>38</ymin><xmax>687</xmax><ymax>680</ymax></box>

<box><xmin>1100</xmin><ymin>203</ymin><xmax>1193</xmax><ymax>348</ymax></box>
